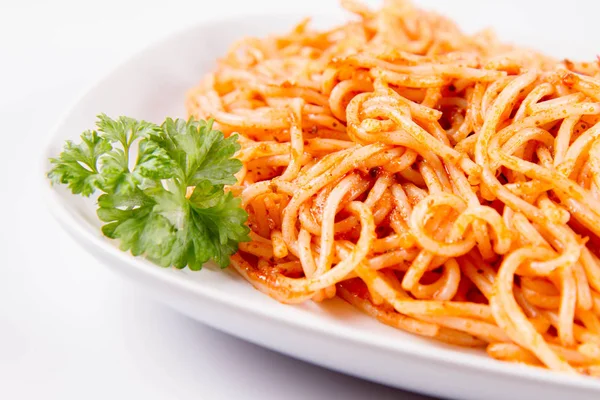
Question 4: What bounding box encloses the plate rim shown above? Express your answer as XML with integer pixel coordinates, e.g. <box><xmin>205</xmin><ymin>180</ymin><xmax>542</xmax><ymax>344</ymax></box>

<box><xmin>39</xmin><ymin>12</ymin><xmax>600</xmax><ymax>394</ymax></box>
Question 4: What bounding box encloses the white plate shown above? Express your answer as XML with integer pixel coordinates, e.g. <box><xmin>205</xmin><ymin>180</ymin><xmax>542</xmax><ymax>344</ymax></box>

<box><xmin>42</xmin><ymin>11</ymin><xmax>600</xmax><ymax>400</ymax></box>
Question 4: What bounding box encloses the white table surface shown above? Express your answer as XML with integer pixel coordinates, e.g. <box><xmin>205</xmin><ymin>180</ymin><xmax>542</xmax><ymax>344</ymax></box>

<box><xmin>1</xmin><ymin>0</ymin><xmax>597</xmax><ymax>399</ymax></box>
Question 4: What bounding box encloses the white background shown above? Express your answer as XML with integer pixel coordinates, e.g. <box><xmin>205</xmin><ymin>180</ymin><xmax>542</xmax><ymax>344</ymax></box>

<box><xmin>1</xmin><ymin>0</ymin><xmax>598</xmax><ymax>399</ymax></box>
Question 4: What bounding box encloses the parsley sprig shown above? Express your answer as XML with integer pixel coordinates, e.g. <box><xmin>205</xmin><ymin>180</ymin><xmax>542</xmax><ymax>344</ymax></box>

<box><xmin>48</xmin><ymin>114</ymin><xmax>250</xmax><ymax>269</ymax></box>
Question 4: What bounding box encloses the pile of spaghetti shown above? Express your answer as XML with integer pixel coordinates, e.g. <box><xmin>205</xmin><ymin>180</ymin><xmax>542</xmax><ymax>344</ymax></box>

<box><xmin>186</xmin><ymin>0</ymin><xmax>600</xmax><ymax>375</ymax></box>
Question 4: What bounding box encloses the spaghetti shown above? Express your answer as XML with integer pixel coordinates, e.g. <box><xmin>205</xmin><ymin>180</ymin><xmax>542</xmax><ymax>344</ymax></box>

<box><xmin>186</xmin><ymin>0</ymin><xmax>600</xmax><ymax>376</ymax></box>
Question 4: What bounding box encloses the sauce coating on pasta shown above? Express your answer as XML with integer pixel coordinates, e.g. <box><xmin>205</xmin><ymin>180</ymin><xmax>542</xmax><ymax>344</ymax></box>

<box><xmin>186</xmin><ymin>0</ymin><xmax>600</xmax><ymax>376</ymax></box>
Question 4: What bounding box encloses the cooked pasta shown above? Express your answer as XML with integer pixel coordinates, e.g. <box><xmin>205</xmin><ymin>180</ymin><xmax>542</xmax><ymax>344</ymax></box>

<box><xmin>186</xmin><ymin>0</ymin><xmax>600</xmax><ymax>376</ymax></box>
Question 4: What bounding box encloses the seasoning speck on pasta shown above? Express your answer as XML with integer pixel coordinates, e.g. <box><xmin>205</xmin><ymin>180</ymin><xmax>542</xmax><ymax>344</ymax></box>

<box><xmin>185</xmin><ymin>0</ymin><xmax>600</xmax><ymax>376</ymax></box>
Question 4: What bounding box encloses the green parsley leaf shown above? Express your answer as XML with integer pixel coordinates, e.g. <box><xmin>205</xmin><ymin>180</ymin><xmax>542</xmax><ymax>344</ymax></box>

<box><xmin>48</xmin><ymin>130</ymin><xmax>111</xmax><ymax>196</ymax></box>
<box><xmin>188</xmin><ymin>182</ymin><xmax>250</xmax><ymax>268</ymax></box>
<box><xmin>96</xmin><ymin>113</ymin><xmax>158</xmax><ymax>148</ymax></box>
<box><xmin>48</xmin><ymin>114</ymin><xmax>250</xmax><ymax>270</ymax></box>
<box><xmin>151</xmin><ymin>118</ymin><xmax>243</xmax><ymax>186</ymax></box>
